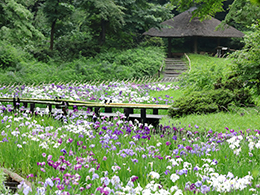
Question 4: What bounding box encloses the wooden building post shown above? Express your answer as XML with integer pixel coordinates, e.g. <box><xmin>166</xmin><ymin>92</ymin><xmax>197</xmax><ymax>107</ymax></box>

<box><xmin>194</xmin><ymin>36</ymin><xmax>198</xmax><ymax>54</ymax></box>
<box><xmin>168</xmin><ymin>38</ymin><xmax>172</xmax><ymax>58</ymax></box>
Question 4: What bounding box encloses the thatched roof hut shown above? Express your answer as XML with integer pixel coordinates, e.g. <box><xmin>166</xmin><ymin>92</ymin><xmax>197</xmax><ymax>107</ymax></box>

<box><xmin>143</xmin><ymin>7</ymin><xmax>244</xmax><ymax>55</ymax></box>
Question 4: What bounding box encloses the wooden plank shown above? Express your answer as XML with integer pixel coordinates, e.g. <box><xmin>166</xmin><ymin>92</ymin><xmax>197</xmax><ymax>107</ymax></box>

<box><xmin>0</xmin><ymin>97</ymin><xmax>172</xmax><ymax>109</ymax></box>
<box><xmin>129</xmin><ymin>114</ymin><xmax>165</xmax><ymax>120</ymax></box>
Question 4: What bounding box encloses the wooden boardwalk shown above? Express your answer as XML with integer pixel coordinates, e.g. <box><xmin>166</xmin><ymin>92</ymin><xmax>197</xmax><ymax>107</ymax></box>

<box><xmin>0</xmin><ymin>97</ymin><xmax>175</xmax><ymax>126</ymax></box>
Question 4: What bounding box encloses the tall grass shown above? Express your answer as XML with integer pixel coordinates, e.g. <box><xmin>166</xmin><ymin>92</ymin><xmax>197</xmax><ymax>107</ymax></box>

<box><xmin>180</xmin><ymin>54</ymin><xmax>233</xmax><ymax>92</ymax></box>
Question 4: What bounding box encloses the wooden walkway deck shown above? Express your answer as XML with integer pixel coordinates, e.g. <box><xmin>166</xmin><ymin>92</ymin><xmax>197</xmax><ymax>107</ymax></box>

<box><xmin>0</xmin><ymin>97</ymin><xmax>175</xmax><ymax>126</ymax></box>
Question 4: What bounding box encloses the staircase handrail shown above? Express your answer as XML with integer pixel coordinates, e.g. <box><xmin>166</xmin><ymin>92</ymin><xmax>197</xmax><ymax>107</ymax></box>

<box><xmin>184</xmin><ymin>53</ymin><xmax>191</xmax><ymax>73</ymax></box>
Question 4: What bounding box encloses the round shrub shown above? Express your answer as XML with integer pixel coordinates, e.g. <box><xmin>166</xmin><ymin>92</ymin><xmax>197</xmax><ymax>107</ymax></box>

<box><xmin>169</xmin><ymin>76</ymin><xmax>253</xmax><ymax>118</ymax></box>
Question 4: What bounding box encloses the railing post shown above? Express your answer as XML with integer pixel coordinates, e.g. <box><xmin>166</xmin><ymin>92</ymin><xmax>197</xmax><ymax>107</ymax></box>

<box><xmin>13</xmin><ymin>98</ymin><xmax>16</xmax><ymax>110</ymax></box>
<box><xmin>129</xmin><ymin>108</ymin><xmax>134</xmax><ymax>114</ymax></box>
<box><xmin>23</xmin><ymin>102</ymin><xmax>28</xmax><ymax>108</ymax></box>
<box><xmin>48</xmin><ymin>104</ymin><xmax>52</xmax><ymax>114</ymax></box>
<box><xmin>153</xmin><ymin>109</ymin><xmax>158</xmax><ymax>115</ymax></box>
<box><xmin>62</xmin><ymin>101</ymin><xmax>67</xmax><ymax>116</ymax></box>
<box><xmin>124</xmin><ymin>108</ymin><xmax>130</xmax><ymax>119</ymax></box>
<box><xmin>17</xmin><ymin>98</ymin><xmax>20</xmax><ymax>110</ymax></box>
<box><xmin>30</xmin><ymin>103</ymin><xmax>35</xmax><ymax>113</ymax></box>
<box><xmin>141</xmin><ymin>108</ymin><xmax>147</xmax><ymax>124</ymax></box>
<box><xmin>105</xmin><ymin>107</ymin><xmax>112</xmax><ymax>113</ymax></box>
<box><xmin>94</xmin><ymin>107</ymin><xmax>100</xmax><ymax>117</ymax></box>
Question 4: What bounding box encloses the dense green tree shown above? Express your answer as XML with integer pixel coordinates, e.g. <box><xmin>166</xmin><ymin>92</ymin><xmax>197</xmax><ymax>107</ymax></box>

<box><xmin>171</xmin><ymin>0</ymin><xmax>225</xmax><ymax>20</ymax></box>
<box><xmin>0</xmin><ymin>0</ymin><xmax>43</xmax><ymax>45</ymax></box>
<box><xmin>76</xmin><ymin>0</ymin><xmax>174</xmax><ymax>47</ymax></box>
<box><xmin>116</xmin><ymin>0</ymin><xmax>174</xmax><ymax>32</ymax></box>
<box><xmin>171</xmin><ymin>0</ymin><xmax>260</xmax><ymax>24</ymax></box>
<box><xmin>219</xmin><ymin>0</ymin><xmax>260</xmax><ymax>30</ymax></box>
<box><xmin>251</xmin><ymin>0</ymin><xmax>260</xmax><ymax>5</ymax></box>
<box><xmin>106</xmin><ymin>0</ymin><xmax>174</xmax><ymax>47</ymax></box>
<box><xmin>78</xmin><ymin>0</ymin><xmax>125</xmax><ymax>45</ymax></box>
<box><xmin>42</xmin><ymin>0</ymin><xmax>74</xmax><ymax>50</ymax></box>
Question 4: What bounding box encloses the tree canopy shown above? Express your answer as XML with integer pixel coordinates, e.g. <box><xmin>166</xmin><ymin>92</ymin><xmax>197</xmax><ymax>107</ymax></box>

<box><xmin>0</xmin><ymin>0</ymin><xmax>258</xmax><ymax>63</ymax></box>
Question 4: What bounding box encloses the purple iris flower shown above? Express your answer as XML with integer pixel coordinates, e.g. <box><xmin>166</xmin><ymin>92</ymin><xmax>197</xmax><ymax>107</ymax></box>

<box><xmin>2</xmin><ymin>137</ymin><xmax>8</xmax><ymax>142</ymax></box>
<box><xmin>131</xmin><ymin>176</ymin><xmax>138</xmax><ymax>182</ymax></box>
<box><xmin>185</xmin><ymin>146</ymin><xmax>193</xmax><ymax>151</ymax></box>
<box><xmin>195</xmin><ymin>181</ymin><xmax>202</xmax><ymax>187</ymax></box>
<box><xmin>131</xmin><ymin>159</ymin><xmax>138</xmax><ymax>164</ymax></box>
<box><xmin>190</xmin><ymin>183</ymin><xmax>196</xmax><ymax>191</ymax></box>
<box><xmin>164</xmin><ymin>170</ymin><xmax>170</xmax><ymax>175</ymax></box>
<box><xmin>92</xmin><ymin>173</ymin><xmax>99</xmax><ymax>180</ymax></box>
<box><xmin>173</xmin><ymin>149</ymin><xmax>179</xmax><ymax>155</ymax></box>
<box><xmin>201</xmin><ymin>185</ymin><xmax>210</xmax><ymax>194</ymax></box>
<box><xmin>60</xmin><ymin>149</ymin><xmax>67</xmax><ymax>154</ymax></box>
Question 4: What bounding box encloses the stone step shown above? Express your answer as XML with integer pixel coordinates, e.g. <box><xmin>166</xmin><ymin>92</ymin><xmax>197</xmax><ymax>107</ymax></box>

<box><xmin>164</xmin><ymin>72</ymin><xmax>182</xmax><ymax>76</ymax></box>
<box><xmin>165</xmin><ymin>67</ymin><xmax>187</xmax><ymax>70</ymax></box>
<box><xmin>165</xmin><ymin>60</ymin><xmax>184</xmax><ymax>62</ymax></box>
<box><xmin>165</xmin><ymin>64</ymin><xmax>187</xmax><ymax>67</ymax></box>
<box><xmin>164</xmin><ymin>69</ymin><xmax>186</xmax><ymax>72</ymax></box>
<box><xmin>162</xmin><ymin>57</ymin><xmax>187</xmax><ymax>79</ymax></box>
<box><xmin>165</xmin><ymin>58</ymin><xmax>183</xmax><ymax>61</ymax></box>
<box><xmin>165</xmin><ymin>61</ymin><xmax>186</xmax><ymax>64</ymax></box>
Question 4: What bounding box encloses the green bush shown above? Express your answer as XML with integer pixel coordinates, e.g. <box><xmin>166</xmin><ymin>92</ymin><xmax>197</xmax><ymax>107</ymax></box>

<box><xmin>169</xmin><ymin>76</ymin><xmax>253</xmax><ymax>118</ymax></box>
<box><xmin>95</xmin><ymin>46</ymin><xmax>165</xmax><ymax>78</ymax></box>
<box><xmin>0</xmin><ymin>46</ymin><xmax>165</xmax><ymax>84</ymax></box>
<box><xmin>230</xmin><ymin>22</ymin><xmax>260</xmax><ymax>94</ymax></box>
<box><xmin>0</xmin><ymin>41</ymin><xmax>30</xmax><ymax>69</ymax></box>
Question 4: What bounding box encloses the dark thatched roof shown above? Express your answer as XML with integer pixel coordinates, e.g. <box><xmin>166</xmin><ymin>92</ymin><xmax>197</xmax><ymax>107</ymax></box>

<box><xmin>143</xmin><ymin>7</ymin><xmax>244</xmax><ymax>38</ymax></box>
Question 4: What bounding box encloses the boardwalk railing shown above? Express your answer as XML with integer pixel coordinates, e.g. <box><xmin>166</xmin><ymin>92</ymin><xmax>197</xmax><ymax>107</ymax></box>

<box><xmin>0</xmin><ymin>97</ymin><xmax>172</xmax><ymax>126</ymax></box>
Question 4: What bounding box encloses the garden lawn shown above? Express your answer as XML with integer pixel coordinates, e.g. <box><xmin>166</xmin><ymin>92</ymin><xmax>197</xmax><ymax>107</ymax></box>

<box><xmin>160</xmin><ymin>110</ymin><xmax>260</xmax><ymax>133</ymax></box>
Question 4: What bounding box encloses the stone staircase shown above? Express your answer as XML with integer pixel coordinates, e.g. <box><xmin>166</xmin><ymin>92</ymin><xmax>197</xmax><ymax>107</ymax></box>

<box><xmin>161</xmin><ymin>58</ymin><xmax>187</xmax><ymax>82</ymax></box>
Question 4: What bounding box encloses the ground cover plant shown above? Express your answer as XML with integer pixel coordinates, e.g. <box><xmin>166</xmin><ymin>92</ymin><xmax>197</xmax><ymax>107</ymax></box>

<box><xmin>179</xmin><ymin>54</ymin><xmax>233</xmax><ymax>92</ymax></box>
<box><xmin>0</xmin><ymin>46</ymin><xmax>165</xmax><ymax>84</ymax></box>
<box><xmin>1</xmin><ymin>81</ymin><xmax>260</xmax><ymax>195</ymax></box>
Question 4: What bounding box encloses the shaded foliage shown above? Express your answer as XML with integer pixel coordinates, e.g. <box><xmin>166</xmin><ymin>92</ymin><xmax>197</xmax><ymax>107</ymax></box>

<box><xmin>230</xmin><ymin>22</ymin><xmax>260</xmax><ymax>94</ymax></box>
<box><xmin>0</xmin><ymin>46</ymin><xmax>165</xmax><ymax>84</ymax></box>
<box><xmin>169</xmin><ymin>74</ymin><xmax>253</xmax><ymax>117</ymax></box>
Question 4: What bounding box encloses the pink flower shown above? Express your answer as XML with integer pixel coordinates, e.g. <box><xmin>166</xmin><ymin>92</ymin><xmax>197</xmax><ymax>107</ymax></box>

<box><xmin>166</xmin><ymin>141</ymin><xmax>171</xmax><ymax>146</ymax></box>
<box><xmin>67</xmin><ymin>138</ymin><xmax>73</xmax><ymax>143</ymax></box>
<box><xmin>27</xmin><ymin>174</ymin><xmax>34</xmax><ymax>178</ymax></box>
<box><xmin>103</xmin><ymin>156</ymin><xmax>107</xmax><ymax>161</ymax></box>
<box><xmin>47</xmin><ymin>155</ymin><xmax>52</xmax><ymax>161</ymax></box>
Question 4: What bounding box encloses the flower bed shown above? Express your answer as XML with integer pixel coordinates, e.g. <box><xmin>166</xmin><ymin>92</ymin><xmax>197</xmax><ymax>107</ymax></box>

<box><xmin>0</xmin><ymin>82</ymin><xmax>260</xmax><ymax>195</ymax></box>
<box><xmin>0</xmin><ymin>82</ymin><xmax>178</xmax><ymax>104</ymax></box>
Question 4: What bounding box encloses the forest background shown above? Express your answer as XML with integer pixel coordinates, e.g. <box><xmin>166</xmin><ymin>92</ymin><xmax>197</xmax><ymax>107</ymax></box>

<box><xmin>0</xmin><ymin>0</ymin><xmax>260</xmax><ymax>85</ymax></box>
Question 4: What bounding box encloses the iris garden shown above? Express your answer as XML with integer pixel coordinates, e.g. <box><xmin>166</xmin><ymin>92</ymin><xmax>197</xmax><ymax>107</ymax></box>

<box><xmin>0</xmin><ymin>81</ymin><xmax>260</xmax><ymax>195</ymax></box>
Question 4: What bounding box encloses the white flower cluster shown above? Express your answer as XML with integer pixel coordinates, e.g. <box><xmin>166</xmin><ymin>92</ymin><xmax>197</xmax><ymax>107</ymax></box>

<box><xmin>207</xmin><ymin>172</ymin><xmax>253</xmax><ymax>193</ymax></box>
<box><xmin>226</xmin><ymin>135</ymin><xmax>243</xmax><ymax>155</ymax></box>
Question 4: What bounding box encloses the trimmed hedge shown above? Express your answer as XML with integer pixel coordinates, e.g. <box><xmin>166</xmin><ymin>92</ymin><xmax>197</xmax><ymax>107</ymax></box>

<box><xmin>168</xmin><ymin>76</ymin><xmax>253</xmax><ymax>117</ymax></box>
